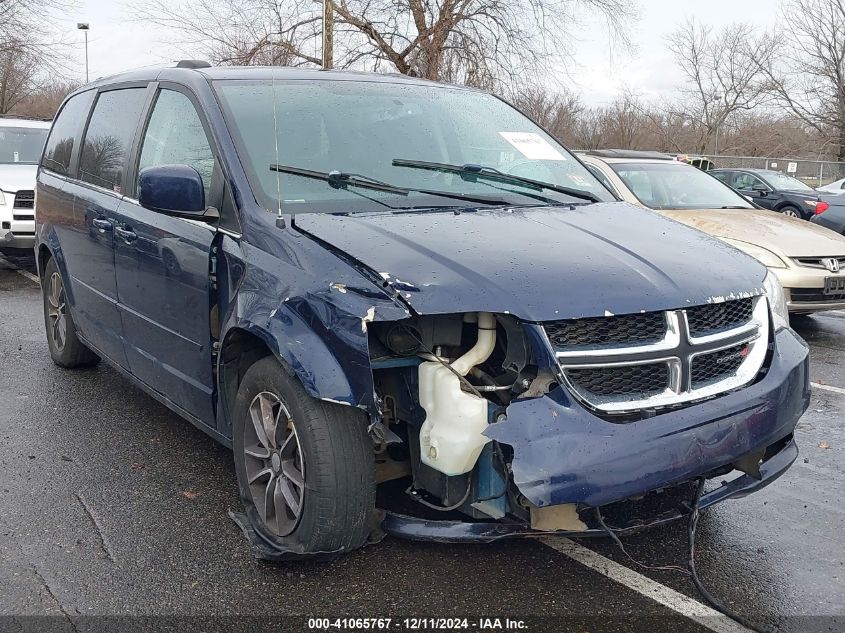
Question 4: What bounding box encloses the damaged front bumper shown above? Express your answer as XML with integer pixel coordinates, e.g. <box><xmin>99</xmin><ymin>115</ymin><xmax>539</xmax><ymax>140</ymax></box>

<box><xmin>382</xmin><ymin>327</ymin><xmax>809</xmax><ymax>542</ymax></box>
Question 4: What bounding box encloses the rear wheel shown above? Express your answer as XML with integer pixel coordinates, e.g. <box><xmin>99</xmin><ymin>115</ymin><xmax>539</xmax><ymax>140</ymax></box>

<box><xmin>780</xmin><ymin>205</ymin><xmax>802</xmax><ymax>219</ymax></box>
<box><xmin>232</xmin><ymin>356</ymin><xmax>375</xmax><ymax>556</ymax></box>
<box><xmin>42</xmin><ymin>257</ymin><xmax>100</xmax><ymax>368</ymax></box>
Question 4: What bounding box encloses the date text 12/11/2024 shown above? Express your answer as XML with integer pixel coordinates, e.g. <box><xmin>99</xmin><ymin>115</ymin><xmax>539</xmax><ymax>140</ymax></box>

<box><xmin>307</xmin><ymin>618</ymin><xmax>528</xmax><ymax>630</ymax></box>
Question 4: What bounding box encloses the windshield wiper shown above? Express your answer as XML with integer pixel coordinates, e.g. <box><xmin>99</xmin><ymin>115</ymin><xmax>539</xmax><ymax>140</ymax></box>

<box><xmin>391</xmin><ymin>159</ymin><xmax>601</xmax><ymax>203</ymax></box>
<box><xmin>269</xmin><ymin>164</ymin><xmax>510</xmax><ymax>207</ymax></box>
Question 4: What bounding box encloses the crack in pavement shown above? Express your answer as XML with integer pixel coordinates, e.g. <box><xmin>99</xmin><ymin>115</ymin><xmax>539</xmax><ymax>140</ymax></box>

<box><xmin>31</xmin><ymin>566</ymin><xmax>79</xmax><ymax>632</ymax></box>
<box><xmin>74</xmin><ymin>493</ymin><xmax>117</xmax><ymax>564</ymax></box>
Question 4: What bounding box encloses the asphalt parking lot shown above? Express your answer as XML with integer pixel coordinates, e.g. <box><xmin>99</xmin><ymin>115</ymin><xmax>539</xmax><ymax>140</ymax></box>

<box><xmin>1</xmin><ymin>250</ymin><xmax>843</xmax><ymax>633</ymax></box>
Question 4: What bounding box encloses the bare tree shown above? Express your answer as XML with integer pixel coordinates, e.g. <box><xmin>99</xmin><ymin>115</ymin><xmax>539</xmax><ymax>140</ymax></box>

<box><xmin>134</xmin><ymin>0</ymin><xmax>637</xmax><ymax>87</ymax></box>
<box><xmin>665</xmin><ymin>19</ymin><xmax>774</xmax><ymax>155</ymax></box>
<box><xmin>10</xmin><ymin>80</ymin><xmax>81</xmax><ymax>118</ymax></box>
<box><xmin>753</xmin><ymin>0</ymin><xmax>845</xmax><ymax>160</ymax></box>
<box><xmin>0</xmin><ymin>0</ymin><xmax>74</xmax><ymax>114</ymax></box>
<box><xmin>131</xmin><ymin>0</ymin><xmax>325</xmax><ymax>67</ymax></box>
<box><xmin>0</xmin><ymin>46</ymin><xmax>40</xmax><ymax>113</ymax></box>
<box><xmin>510</xmin><ymin>85</ymin><xmax>584</xmax><ymax>142</ymax></box>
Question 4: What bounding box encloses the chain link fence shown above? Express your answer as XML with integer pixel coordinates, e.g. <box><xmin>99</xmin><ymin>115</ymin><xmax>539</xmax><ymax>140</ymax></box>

<box><xmin>698</xmin><ymin>154</ymin><xmax>845</xmax><ymax>187</ymax></box>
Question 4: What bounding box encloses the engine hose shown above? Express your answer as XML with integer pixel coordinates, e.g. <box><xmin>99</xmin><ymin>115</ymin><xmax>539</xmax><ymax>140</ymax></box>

<box><xmin>405</xmin><ymin>481</ymin><xmax>472</xmax><ymax>512</ymax></box>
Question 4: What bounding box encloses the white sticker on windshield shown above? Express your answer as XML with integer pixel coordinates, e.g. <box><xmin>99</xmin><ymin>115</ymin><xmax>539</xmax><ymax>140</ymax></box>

<box><xmin>498</xmin><ymin>132</ymin><xmax>566</xmax><ymax>161</ymax></box>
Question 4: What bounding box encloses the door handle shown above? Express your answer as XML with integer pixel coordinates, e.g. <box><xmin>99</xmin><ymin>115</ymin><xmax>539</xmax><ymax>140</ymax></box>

<box><xmin>114</xmin><ymin>226</ymin><xmax>137</xmax><ymax>243</ymax></box>
<box><xmin>92</xmin><ymin>218</ymin><xmax>112</xmax><ymax>231</ymax></box>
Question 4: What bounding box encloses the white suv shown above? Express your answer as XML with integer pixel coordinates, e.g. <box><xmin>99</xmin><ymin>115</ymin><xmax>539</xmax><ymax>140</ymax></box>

<box><xmin>0</xmin><ymin>116</ymin><xmax>50</xmax><ymax>252</ymax></box>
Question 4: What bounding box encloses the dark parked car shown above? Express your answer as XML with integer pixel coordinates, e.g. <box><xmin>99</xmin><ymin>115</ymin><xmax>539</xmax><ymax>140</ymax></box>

<box><xmin>710</xmin><ymin>168</ymin><xmax>824</xmax><ymax>219</ymax></box>
<box><xmin>35</xmin><ymin>63</ymin><xmax>810</xmax><ymax>557</ymax></box>
<box><xmin>813</xmin><ymin>194</ymin><xmax>845</xmax><ymax>236</ymax></box>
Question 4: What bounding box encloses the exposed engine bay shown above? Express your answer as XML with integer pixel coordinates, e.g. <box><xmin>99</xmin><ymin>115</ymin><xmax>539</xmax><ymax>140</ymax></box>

<box><xmin>369</xmin><ymin>312</ymin><xmax>553</xmax><ymax>525</ymax></box>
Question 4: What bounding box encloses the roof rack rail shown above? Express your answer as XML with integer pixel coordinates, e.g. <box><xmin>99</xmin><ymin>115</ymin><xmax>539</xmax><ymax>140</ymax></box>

<box><xmin>583</xmin><ymin>149</ymin><xmax>673</xmax><ymax>160</ymax></box>
<box><xmin>175</xmin><ymin>60</ymin><xmax>212</xmax><ymax>69</ymax></box>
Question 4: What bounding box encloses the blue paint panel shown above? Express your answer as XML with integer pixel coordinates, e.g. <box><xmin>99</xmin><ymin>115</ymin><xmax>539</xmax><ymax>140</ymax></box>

<box><xmin>485</xmin><ymin>327</ymin><xmax>809</xmax><ymax>508</ymax></box>
<box><xmin>112</xmin><ymin>199</ymin><xmax>217</xmax><ymax>425</ymax></box>
<box><xmin>293</xmin><ymin>204</ymin><xmax>768</xmax><ymax>322</ymax></box>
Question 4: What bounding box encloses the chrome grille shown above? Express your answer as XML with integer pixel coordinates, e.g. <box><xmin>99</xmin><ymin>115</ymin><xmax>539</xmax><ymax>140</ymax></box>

<box><xmin>686</xmin><ymin>298</ymin><xmax>753</xmax><ymax>336</ymax></box>
<box><xmin>568</xmin><ymin>363</ymin><xmax>669</xmax><ymax>397</ymax></box>
<box><xmin>547</xmin><ymin>296</ymin><xmax>769</xmax><ymax>414</ymax></box>
<box><xmin>691</xmin><ymin>343</ymin><xmax>749</xmax><ymax>388</ymax></box>
<box><xmin>545</xmin><ymin>312</ymin><xmax>665</xmax><ymax>349</ymax></box>
<box><xmin>13</xmin><ymin>190</ymin><xmax>34</xmax><ymax>209</ymax></box>
<box><xmin>793</xmin><ymin>256</ymin><xmax>845</xmax><ymax>272</ymax></box>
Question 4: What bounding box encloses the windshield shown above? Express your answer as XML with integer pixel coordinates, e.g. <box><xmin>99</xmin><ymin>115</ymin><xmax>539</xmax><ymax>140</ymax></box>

<box><xmin>610</xmin><ymin>162</ymin><xmax>753</xmax><ymax>210</ymax></box>
<box><xmin>761</xmin><ymin>171</ymin><xmax>813</xmax><ymax>191</ymax></box>
<box><xmin>213</xmin><ymin>79</ymin><xmax>614</xmax><ymax>214</ymax></box>
<box><xmin>0</xmin><ymin>126</ymin><xmax>48</xmax><ymax>165</ymax></box>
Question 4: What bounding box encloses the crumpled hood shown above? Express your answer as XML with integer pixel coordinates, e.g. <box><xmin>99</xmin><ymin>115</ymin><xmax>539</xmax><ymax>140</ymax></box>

<box><xmin>661</xmin><ymin>208</ymin><xmax>845</xmax><ymax>258</ymax></box>
<box><xmin>294</xmin><ymin>202</ymin><xmax>767</xmax><ymax>322</ymax></box>
<box><xmin>0</xmin><ymin>164</ymin><xmax>38</xmax><ymax>194</ymax></box>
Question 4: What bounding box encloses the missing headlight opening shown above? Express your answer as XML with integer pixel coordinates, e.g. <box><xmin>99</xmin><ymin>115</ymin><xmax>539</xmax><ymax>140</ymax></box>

<box><xmin>369</xmin><ymin>312</ymin><xmax>543</xmax><ymax>522</ymax></box>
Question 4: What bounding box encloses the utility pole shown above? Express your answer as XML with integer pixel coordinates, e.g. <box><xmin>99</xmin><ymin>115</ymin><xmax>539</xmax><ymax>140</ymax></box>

<box><xmin>77</xmin><ymin>23</ymin><xmax>90</xmax><ymax>83</ymax></box>
<box><xmin>713</xmin><ymin>123</ymin><xmax>719</xmax><ymax>157</ymax></box>
<box><xmin>322</xmin><ymin>0</ymin><xmax>333</xmax><ymax>69</ymax></box>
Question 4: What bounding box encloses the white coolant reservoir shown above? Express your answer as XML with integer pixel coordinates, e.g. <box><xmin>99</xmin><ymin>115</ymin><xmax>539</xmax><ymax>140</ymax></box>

<box><xmin>418</xmin><ymin>312</ymin><xmax>496</xmax><ymax>476</ymax></box>
<box><xmin>418</xmin><ymin>361</ymin><xmax>490</xmax><ymax>476</ymax></box>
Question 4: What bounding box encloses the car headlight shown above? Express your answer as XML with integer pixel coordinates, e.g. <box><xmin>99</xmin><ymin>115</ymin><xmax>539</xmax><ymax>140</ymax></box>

<box><xmin>722</xmin><ymin>238</ymin><xmax>787</xmax><ymax>269</ymax></box>
<box><xmin>763</xmin><ymin>270</ymin><xmax>789</xmax><ymax>329</ymax></box>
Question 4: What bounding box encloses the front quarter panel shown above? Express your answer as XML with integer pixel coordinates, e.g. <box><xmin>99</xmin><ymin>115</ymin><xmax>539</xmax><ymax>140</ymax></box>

<box><xmin>217</xmin><ymin>211</ymin><xmax>410</xmax><ymax>437</ymax></box>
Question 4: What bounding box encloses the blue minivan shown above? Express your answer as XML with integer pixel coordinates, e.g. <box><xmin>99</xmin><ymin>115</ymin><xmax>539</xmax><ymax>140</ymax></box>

<box><xmin>35</xmin><ymin>62</ymin><xmax>810</xmax><ymax>558</ymax></box>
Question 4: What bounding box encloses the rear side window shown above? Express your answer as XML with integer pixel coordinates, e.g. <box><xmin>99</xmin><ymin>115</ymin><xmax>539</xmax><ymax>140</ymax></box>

<box><xmin>733</xmin><ymin>173</ymin><xmax>765</xmax><ymax>190</ymax></box>
<box><xmin>138</xmin><ymin>89</ymin><xmax>215</xmax><ymax>200</ymax></box>
<box><xmin>710</xmin><ymin>171</ymin><xmax>730</xmax><ymax>184</ymax></box>
<box><xmin>41</xmin><ymin>90</ymin><xmax>96</xmax><ymax>175</ymax></box>
<box><xmin>79</xmin><ymin>88</ymin><xmax>147</xmax><ymax>193</ymax></box>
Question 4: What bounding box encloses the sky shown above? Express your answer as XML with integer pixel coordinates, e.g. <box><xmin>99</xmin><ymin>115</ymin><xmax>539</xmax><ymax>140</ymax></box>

<box><xmin>53</xmin><ymin>0</ymin><xmax>783</xmax><ymax>106</ymax></box>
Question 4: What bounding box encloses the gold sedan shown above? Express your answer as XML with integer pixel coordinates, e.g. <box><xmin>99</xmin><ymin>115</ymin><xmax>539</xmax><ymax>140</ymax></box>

<box><xmin>580</xmin><ymin>151</ymin><xmax>845</xmax><ymax>314</ymax></box>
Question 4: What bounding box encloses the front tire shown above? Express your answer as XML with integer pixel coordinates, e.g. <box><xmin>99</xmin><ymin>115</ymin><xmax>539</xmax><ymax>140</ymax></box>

<box><xmin>42</xmin><ymin>257</ymin><xmax>100</xmax><ymax>368</ymax></box>
<box><xmin>232</xmin><ymin>356</ymin><xmax>375</xmax><ymax>556</ymax></box>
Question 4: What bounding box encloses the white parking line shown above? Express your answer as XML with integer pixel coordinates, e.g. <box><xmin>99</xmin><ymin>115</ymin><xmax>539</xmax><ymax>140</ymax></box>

<box><xmin>0</xmin><ymin>254</ymin><xmax>39</xmax><ymax>284</ymax></box>
<box><xmin>540</xmin><ymin>537</ymin><xmax>753</xmax><ymax>633</ymax></box>
<box><xmin>812</xmin><ymin>381</ymin><xmax>845</xmax><ymax>396</ymax></box>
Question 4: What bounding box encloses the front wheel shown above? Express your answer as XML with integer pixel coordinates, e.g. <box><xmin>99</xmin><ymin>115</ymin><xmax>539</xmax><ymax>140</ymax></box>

<box><xmin>42</xmin><ymin>258</ymin><xmax>100</xmax><ymax>368</ymax></box>
<box><xmin>232</xmin><ymin>356</ymin><xmax>375</xmax><ymax>556</ymax></box>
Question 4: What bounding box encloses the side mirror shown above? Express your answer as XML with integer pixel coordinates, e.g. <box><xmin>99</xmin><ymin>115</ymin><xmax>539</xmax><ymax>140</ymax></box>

<box><xmin>753</xmin><ymin>187</ymin><xmax>768</xmax><ymax>197</ymax></box>
<box><xmin>138</xmin><ymin>164</ymin><xmax>206</xmax><ymax>217</ymax></box>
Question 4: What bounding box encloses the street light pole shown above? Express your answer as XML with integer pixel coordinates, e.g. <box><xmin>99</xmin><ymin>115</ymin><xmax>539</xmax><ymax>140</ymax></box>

<box><xmin>77</xmin><ymin>23</ymin><xmax>90</xmax><ymax>83</ymax></box>
<box><xmin>322</xmin><ymin>0</ymin><xmax>333</xmax><ymax>69</ymax></box>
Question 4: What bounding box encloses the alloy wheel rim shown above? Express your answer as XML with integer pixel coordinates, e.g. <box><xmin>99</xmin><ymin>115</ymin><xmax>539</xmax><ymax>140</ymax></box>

<box><xmin>47</xmin><ymin>272</ymin><xmax>67</xmax><ymax>352</ymax></box>
<box><xmin>243</xmin><ymin>391</ymin><xmax>306</xmax><ymax>536</ymax></box>
<box><xmin>784</xmin><ymin>208</ymin><xmax>799</xmax><ymax>217</ymax></box>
